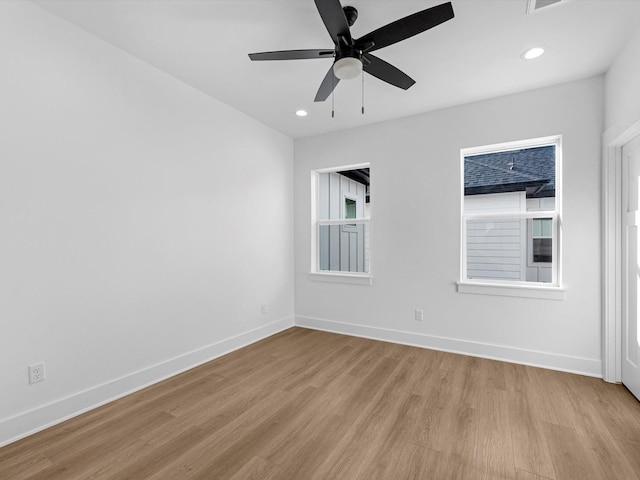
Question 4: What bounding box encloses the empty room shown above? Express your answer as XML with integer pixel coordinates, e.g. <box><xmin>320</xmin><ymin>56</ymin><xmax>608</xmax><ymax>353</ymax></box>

<box><xmin>2</xmin><ymin>0</ymin><xmax>640</xmax><ymax>479</ymax></box>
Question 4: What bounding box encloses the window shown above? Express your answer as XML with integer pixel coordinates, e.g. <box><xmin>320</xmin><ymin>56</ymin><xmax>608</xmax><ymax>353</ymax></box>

<box><xmin>311</xmin><ymin>164</ymin><xmax>371</xmax><ymax>284</ymax></box>
<box><xmin>532</xmin><ymin>218</ymin><xmax>552</xmax><ymax>263</ymax></box>
<box><xmin>459</xmin><ymin>136</ymin><xmax>562</xmax><ymax>296</ymax></box>
<box><xmin>343</xmin><ymin>194</ymin><xmax>358</xmax><ymax>230</ymax></box>
<box><xmin>345</xmin><ymin>197</ymin><xmax>357</xmax><ymax>219</ymax></box>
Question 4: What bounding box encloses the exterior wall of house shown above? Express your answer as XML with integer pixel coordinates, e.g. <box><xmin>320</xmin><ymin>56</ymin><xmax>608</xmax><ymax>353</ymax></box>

<box><xmin>318</xmin><ymin>172</ymin><xmax>367</xmax><ymax>272</ymax></box>
<box><xmin>464</xmin><ymin>192</ymin><xmax>527</xmax><ymax>281</ymax></box>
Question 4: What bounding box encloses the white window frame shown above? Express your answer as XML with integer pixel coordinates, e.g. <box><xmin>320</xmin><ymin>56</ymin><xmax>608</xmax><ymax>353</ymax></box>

<box><xmin>310</xmin><ymin>163</ymin><xmax>372</xmax><ymax>285</ymax></box>
<box><xmin>458</xmin><ymin>136</ymin><xmax>565</xmax><ymax>300</ymax></box>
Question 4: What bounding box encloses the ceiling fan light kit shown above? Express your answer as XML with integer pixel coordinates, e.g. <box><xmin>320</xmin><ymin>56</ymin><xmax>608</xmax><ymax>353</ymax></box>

<box><xmin>333</xmin><ymin>56</ymin><xmax>362</xmax><ymax>80</ymax></box>
<box><xmin>248</xmin><ymin>0</ymin><xmax>455</xmax><ymax>107</ymax></box>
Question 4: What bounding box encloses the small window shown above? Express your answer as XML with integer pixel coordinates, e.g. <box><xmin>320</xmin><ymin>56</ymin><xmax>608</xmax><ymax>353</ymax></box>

<box><xmin>342</xmin><ymin>194</ymin><xmax>359</xmax><ymax>231</ymax></box>
<box><xmin>345</xmin><ymin>197</ymin><xmax>357</xmax><ymax>220</ymax></box>
<box><xmin>532</xmin><ymin>218</ymin><xmax>553</xmax><ymax>263</ymax></box>
<box><xmin>460</xmin><ymin>136</ymin><xmax>561</xmax><ymax>288</ymax></box>
<box><xmin>311</xmin><ymin>164</ymin><xmax>371</xmax><ymax>282</ymax></box>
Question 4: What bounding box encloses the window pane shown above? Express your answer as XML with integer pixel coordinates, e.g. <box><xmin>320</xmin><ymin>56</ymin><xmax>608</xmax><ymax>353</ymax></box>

<box><xmin>345</xmin><ymin>198</ymin><xmax>356</xmax><ymax>219</ymax></box>
<box><xmin>463</xmin><ymin>140</ymin><xmax>558</xmax><ymax>285</ymax></box>
<box><xmin>319</xmin><ymin>222</ymin><xmax>370</xmax><ymax>273</ymax></box>
<box><xmin>532</xmin><ymin>218</ymin><xmax>542</xmax><ymax>237</ymax></box>
<box><xmin>532</xmin><ymin>218</ymin><xmax>552</xmax><ymax>238</ymax></box>
<box><xmin>466</xmin><ymin>216</ymin><xmax>554</xmax><ymax>282</ymax></box>
<box><xmin>318</xmin><ymin>169</ymin><xmax>369</xmax><ymax>220</ymax></box>
<box><xmin>533</xmin><ymin>238</ymin><xmax>552</xmax><ymax>263</ymax></box>
<box><xmin>466</xmin><ymin>218</ymin><xmax>525</xmax><ymax>282</ymax></box>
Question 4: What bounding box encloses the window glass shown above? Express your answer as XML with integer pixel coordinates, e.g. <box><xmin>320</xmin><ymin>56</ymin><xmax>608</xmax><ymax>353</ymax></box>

<box><xmin>314</xmin><ymin>167</ymin><xmax>370</xmax><ymax>275</ymax></box>
<box><xmin>462</xmin><ymin>138</ymin><xmax>560</xmax><ymax>286</ymax></box>
<box><xmin>533</xmin><ymin>238</ymin><xmax>553</xmax><ymax>263</ymax></box>
<box><xmin>345</xmin><ymin>198</ymin><xmax>357</xmax><ymax>219</ymax></box>
<box><xmin>532</xmin><ymin>218</ymin><xmax>553</xmax><ymax>263</ymax></box>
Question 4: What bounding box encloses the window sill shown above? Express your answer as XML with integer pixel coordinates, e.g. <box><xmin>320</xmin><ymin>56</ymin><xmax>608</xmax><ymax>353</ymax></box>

<box><xmin>457</xmin><ymin>281</ymin><xmax>565</xmax><ymax>300</ymax></box>
<box><xmin>309</xmin><ymin>271</ymin><xmax>373</xmax><ymax>286</ymax></box>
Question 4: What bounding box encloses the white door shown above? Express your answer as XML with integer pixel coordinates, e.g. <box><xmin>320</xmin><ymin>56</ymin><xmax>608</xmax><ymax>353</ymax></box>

<box><xmin>622</xmin><ymin>134</ymin><xmax>640</xmax><ymax>401</ymax></box>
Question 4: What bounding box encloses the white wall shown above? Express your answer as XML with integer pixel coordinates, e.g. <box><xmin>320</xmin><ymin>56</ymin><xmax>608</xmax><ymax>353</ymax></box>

<box><xmin>295</xmin><ymin>76</ymin><xmax>604</xmax><ymax>376</ymax></box>
<box><xmin>605</xmin><ymin>27</ymin><xmax>640</xmax><ymax>138</ymax></box>
<box><xmin>0</xmin><ymin>2</ymin><xmax>294</xmax><ymax>446</ymax></box>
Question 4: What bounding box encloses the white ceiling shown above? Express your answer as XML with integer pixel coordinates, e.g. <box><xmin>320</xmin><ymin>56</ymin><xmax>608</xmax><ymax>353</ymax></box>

<box><xmin>33</xmin><ymin>0</ymin><xmax>640</xmax><ymax>139</ymax></box>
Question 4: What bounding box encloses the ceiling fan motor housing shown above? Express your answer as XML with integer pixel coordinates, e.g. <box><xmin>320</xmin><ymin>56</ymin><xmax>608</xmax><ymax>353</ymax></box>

<box><xmin>343</xmin><ymin>6</ymin><xmax>358</xmax><ymax>26</ymax></box>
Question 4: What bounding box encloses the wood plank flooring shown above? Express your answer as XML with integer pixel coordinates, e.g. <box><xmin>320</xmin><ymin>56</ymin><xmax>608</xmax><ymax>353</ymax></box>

<box><xmin>2</xmin><ymin>327</ymin><xmax>640</xmax><ymax>480</ymax></box>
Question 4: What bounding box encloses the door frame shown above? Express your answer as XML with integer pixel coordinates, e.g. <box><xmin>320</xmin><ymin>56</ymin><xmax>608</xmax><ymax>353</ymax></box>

<box><xmin>603</xmin><ymin>119</ymin><xmax>640</xmax><ymax>382</ymax></box>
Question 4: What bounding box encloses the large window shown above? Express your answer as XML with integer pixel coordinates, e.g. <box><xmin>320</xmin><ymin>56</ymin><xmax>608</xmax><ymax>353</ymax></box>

<box><xmin>460</xmin><ymin>136</ymin><xmax>562</xmax><ymax>292</ymax></box>
<box><xmin>311</xmin><ymin>164</ymin><xmax>371</xmax><ymax>284</ymax></box>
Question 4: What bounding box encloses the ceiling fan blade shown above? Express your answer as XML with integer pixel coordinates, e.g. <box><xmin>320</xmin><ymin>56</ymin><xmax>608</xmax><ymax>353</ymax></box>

<box><xmin>249</xmin><ymin>49</ymin><xmax>335</xmax><ymax>61</ymax></box>
<box><xmin>363</xmin><ymin>54</ymin><xmax>415</xmax><ymax>90</ymax></box>
<box><xmin>356</xmin><ymin>2</ymin><xmax>454</xmax><ymax>53</ymax></box>
<box><xmin>314</xmin><ymin>0</ymin><xmax>353</xmax><ymax>46</ymax></box>
<box><xmin>314</xmin><ymin>66</ymin><xmax>340</xmax><ymax>102</ymax></box>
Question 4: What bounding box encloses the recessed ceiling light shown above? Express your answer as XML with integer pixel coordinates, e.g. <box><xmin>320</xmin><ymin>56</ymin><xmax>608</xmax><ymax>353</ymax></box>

<box><xmin>522</xmin><ymin>46</ymin><xmax>545</xmax><ymax>60</ymax></box>
<box><xmin>295</xmin><ymin>110</ymin><xmax>308</xmax><ymax>117</ymax></box>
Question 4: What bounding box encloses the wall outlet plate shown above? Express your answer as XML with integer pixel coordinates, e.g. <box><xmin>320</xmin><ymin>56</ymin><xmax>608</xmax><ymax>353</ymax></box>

<box><xmin>28</xmin><ymin>362</ymin><xmax>45</xmax><ymax>384</ymax></box>
<box><xmin>415</xmin><ymin>309</ymin><xmax>424</xmax><ymax>321</ymax></box>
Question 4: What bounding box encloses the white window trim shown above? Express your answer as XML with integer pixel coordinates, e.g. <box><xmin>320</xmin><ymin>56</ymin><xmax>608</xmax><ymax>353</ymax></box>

<box><xmin>459</xmin><ymin>135</ymin><xmax>563</xmax><ymax>299</ymax></box>
<box><xmin>309</xmin><ymin>271</ymin><xmax>373</xmax><ymax>285</ymax></box>
<box><xmin>310</xmin><ymin>163</ymin><xmax>372</xmax><ymax>284</ymax></box>
<box><xmin>457</xmin><ymin>281</ymin><xmax>566</xmax><ymax>300</ymax></box>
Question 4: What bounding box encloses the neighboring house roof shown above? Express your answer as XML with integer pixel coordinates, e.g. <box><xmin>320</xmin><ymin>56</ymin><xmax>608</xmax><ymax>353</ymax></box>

<box><xmin>339</xmin><ymin>168</ymin><xmax>369</xmax><ymax>187</ymax></box>
<box><xmin>339</xmin><ymin>168</ymin><xmax>370</xmax><ymax>203</ymax></box>
<box><xmin>464</xmin><ymin>145</ymin><xmax>555</xmax><ymax>197</ymax></box>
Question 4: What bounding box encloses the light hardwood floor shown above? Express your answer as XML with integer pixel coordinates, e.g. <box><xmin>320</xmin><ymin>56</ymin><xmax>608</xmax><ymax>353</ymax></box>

<box><xmin>2</xmin><ymin>327</ymin><xmax>640</xmax><ymax>480</ymax></box>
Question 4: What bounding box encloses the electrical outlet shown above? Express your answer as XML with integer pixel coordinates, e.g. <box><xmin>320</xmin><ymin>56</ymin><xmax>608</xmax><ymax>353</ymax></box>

<box><xmin>28</xmin><ymin>362</ymin><xmax>45</xmax><ymax>384</ymax></box>
<box><xmin>261</xmin><ymin>304</ymin><xmax>267</xmax><ymax>315</ymax></box>
<box><xmin>415</xmin><ymin>309</ymin><xmax>424</xmax><ymax>321</ymax></box>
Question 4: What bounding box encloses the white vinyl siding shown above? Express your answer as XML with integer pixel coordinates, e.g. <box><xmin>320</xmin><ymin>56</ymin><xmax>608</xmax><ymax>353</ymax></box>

<box><xmin>464</xmin><ymin>192</ymin><xmax>527</xmax><ymax>281</ymax></box>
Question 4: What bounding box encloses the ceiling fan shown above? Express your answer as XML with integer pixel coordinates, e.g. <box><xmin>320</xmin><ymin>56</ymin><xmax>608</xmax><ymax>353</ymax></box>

<box><xmin>248</xmin><ymin>0</ymin><xmax>455</xmax><ymax>102</ymax></box>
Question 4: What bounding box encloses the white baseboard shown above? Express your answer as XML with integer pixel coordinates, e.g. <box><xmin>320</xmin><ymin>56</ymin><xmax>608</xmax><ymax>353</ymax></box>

<box><xmin>0</xmin><ymin>316</ymin><xmax>294</xmax><ymax>448</ymax></box>
<box><xmin>295</xmin><ymin>315</ymin><xmax>602</xmax><ymax>378</ymax></box>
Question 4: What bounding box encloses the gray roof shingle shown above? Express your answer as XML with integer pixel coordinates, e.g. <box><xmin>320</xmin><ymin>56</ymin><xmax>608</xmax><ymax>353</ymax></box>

<box><xmin>464</xmin><ymin>145</ymin><xmax>555</xmax><ymax>197</ymax></box>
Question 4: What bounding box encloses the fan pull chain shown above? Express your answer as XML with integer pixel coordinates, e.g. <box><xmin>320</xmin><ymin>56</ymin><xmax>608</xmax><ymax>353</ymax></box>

<box><xmin>332</xmin><ymin>92</ymin><xmax>335</xmax><ymax>118</ymax></box>
<box><xmin>331</xmin><ymin>75</ymin><xmax>335</xmax><ymax>118</ymax></box>
<box><xmin>361</xmin><ymin>69</ymin><xmax>365</xmax><ymax>115</ymax></box>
